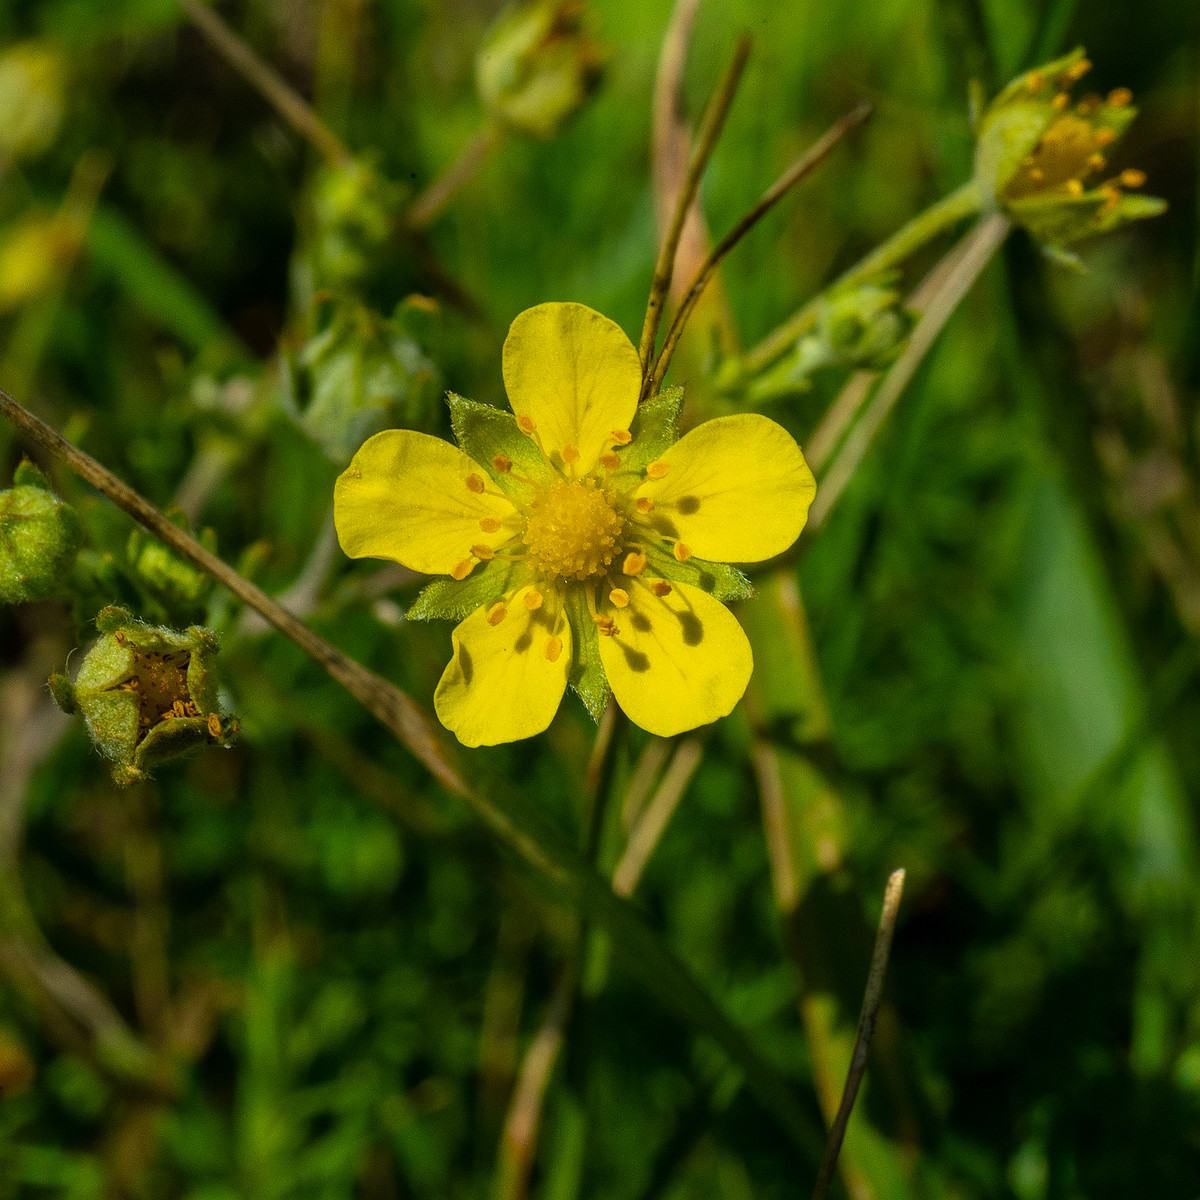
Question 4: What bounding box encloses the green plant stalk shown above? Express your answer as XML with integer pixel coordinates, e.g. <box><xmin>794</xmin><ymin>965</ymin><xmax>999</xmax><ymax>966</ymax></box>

<box><xmin>738</xmin><ymin>180</ymin><xmax>982</xmax><ymax>379</ymax></box>
<box><xmin>0</xmin><ymin>387</ymin><xmax>823</xmax><ymax>1162</ymax></box>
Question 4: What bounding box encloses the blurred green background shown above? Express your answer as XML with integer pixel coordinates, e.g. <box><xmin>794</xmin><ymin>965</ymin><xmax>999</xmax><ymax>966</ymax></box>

<box><xmin>0</xmin><ymin>0</ymin><xmax>1198</xmax><ymax>1196</ymax></box>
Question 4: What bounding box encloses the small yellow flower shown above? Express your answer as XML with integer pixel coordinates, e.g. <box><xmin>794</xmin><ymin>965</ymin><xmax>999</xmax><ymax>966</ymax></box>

<box><xmin>334</xmin><ymin>302</ymin><xmax>816</xmax><ymax>746</ymax></box>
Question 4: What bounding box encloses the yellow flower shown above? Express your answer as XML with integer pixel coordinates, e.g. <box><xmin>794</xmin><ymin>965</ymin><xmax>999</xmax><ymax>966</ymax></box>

<box><xmin>334</xmin><ymin>302</ymin><xmax>816</xmax><ymax>746</ymax></box>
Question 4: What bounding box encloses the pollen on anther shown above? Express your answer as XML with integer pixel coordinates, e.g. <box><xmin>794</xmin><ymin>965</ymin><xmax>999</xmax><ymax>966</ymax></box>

<box><xmin>493</xmin><ymin>454</ymin><xmax>513</xmax><ymax>474</ymax></box>
<box><xmin>646</xmin><ymin>460</ymin><xmax>670</xmax><ymax>479</ymax></box>
<box><xmin>487</xmin><ymin>603</ymin><xmax>507</xmax><ymax>626</ymax></box>
<box><xmin>1086</xmin><ymin>152</ymin><xmax>1106</xmax><ymax>172</ymax></box>
<box><xmin>471</xmin><ymin>544</ymin><xmax>496</xmax><ymax>561</ymax></box>
<box><xmin>544</xmin><ymin>637</ymin><xmax>563</xmax><ymax>662</ymax></box>
<box><xmin>480</xmin><ymin>517</ymin><xmax>502</xmax><ymax>533</ymax></box>
<box><xmin>609</xmin><ymin>588</ymin><xmax>630</xmax><ymax>608</ymax></box>
<box><xmin>466</xmin><ymin>473</ymin><xmax>485</xmax><ymax>493</ymax></box>
<box><xmin>636</xmin><ymin>497</ymin><xmax>654</xmax><ymax>514</ymax></box>
<box><xmin>1107</xmin><ymin>87</ymin><xmax>1132</xmax><ymax>108</ymax></box>
<box><xmin>1120</xmin><ymin>168</ymin><xmax>1146</xmax><ymax>188</ymax></box>
<box><xmin>207</xmin><ymin>713</ymin><xmax>222</xmax><ymax>737</ymax></box>
<box><xmin>1025</xmin><ymin>70</ymin><xmax>1044</xmax><ymax>93</ymax></box>
<box><xmin>517</xmin><ymin>415</ymin><xmax>537</xmax><ymax>435</ymax></box>
<box><xmin>623</xmin><ymin>552</ymin><xmax>647</xmax><ymax>576</ymax></box>
<box><xmin>673</xmin><ymin>542</ymin><xmax>692</xmax><ymax>563</ymax></box>
<box><xmin>1065</xmin><ymin>59</ymin><xmax>1091</xmax><ymax>82</ymax></box>
<box><xmin>610</xmin><ymin>429</ymin><xmax>632</xmax><ymax>446</ymax></box>
<box><xmin>1065</xmin><ymin>179</ymin><xmax>1084</xmax><ymax>196</ymax></box>
<box><xmin>561</xmin><ymin>444</ymin><xmax>580</xmax><ymax>464</ymax></box>
<box><xmin>524</xmin><ymin>590</ymin><xmax>544</xmax><ymax>611</ymax></box>
<box><xmin>452</xmin><ymin>559</ymin><xmax>474</xmax><ymax>580</ymax></box>
<box><xmin>1051</xmin><ymin>92</ymin><xmax>1069</xmax><ymax>110</ymax></box>
<box><xmin>600</xmin><ymin>451</ymin><xmax>620</xmax><ymax>471</ymax></box>
<box><xmin>652</xmin><ymin>582</ymin><xmax>672</xmax><ymax>597</ymax></box>
<box><xmin>1094</xmin><ymin>128</ymin><xmax>1116</xmax><ymax>147</ymax></box>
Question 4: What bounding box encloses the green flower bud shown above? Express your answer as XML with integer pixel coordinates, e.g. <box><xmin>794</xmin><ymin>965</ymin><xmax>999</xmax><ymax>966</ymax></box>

<box><xmin>0</xmin><ymin>460</ymin><xmax>82</xmax><ymax>604</ymax></box>
<box><xmin>49</xmin><ymin>607</ymin><xmax>237</xmax><ymax>786</ymax></box>
<box><xmin>282</xmin><ymin>298</ymin><xmax>439</xmax><ymax>465</ymax></box>
<box><xmin>126</xmin><ymin>527</ymin><xmax>210</xmax><ymax>613</ymax></box>
<box><xmin>0</xmin><ymin>42</ymin><xmax>66</xmax><ymax>161</ymax></box>
<box><xmin>476</xmin><ymin>0</ymin><xmax>603</xmax><ymax>139</ymax></box>
<box><xmin>307</xmin><ymin>161</ymin><xmax>405</xmax><ymax>289</ymax></box>
<box><xmin>974</xmin><ymin>48</ymin><xmax>1165</xmax><ymax>255</ymax></box>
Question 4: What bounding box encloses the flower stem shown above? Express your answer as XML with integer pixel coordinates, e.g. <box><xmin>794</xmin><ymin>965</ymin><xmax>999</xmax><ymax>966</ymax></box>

<box><xmin>737</xmin><ymin>179</ymin><xmax>983</xmax><ymax>379</ymax></box>
<box><xmin>408</xmin><ymin>120</ymin><xmax>505</xmax><ymax>231</ymax></box>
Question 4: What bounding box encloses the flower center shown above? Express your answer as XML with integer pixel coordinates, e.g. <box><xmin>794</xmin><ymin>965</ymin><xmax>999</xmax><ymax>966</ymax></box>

<box><xmin>524</xmin><ymin>478</ymin><xmax>624</xmax><ymax>581</ymax></box>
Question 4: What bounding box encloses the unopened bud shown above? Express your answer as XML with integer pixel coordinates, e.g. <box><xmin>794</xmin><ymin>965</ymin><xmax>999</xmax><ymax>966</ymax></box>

<box><xmin>0</xmin><ymin>460</ymin><xmax>81</xmax><ymax>604</ymax></box>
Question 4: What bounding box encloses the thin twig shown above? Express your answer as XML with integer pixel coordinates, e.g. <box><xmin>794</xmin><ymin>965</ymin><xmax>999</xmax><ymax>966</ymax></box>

<box><xmin>808</xmin><ymin>213</ymin><xmax>1010</xmax><ymax>530</ymax></box>
<box><xmin>176</xmin><ymin>0</ymin><xmax>355</xmax><ymax>167</ymax></box>
<box><xmin>810</xmin><ymin>868</ymin><xmax>906</xmax><ymax>1200</ymax></box>
<box><xmin>650</xmin><ymin>101</ymin><xmax>873</xmax><ymax>393</ymax></box>
<box><xmin>638</xmin><ymin>34</ymin><xmax>752</xmax><ymax>394</ymax></box>
<box><xmin>408</xmin><ymin>122</ymin><xmax>504</xmax><ymax>230</ymax></box>
<box><xmin>0</xmin><ymin>388</ymin><xmax>823</xmax><ymax>1158</ymax></box>
<box><xmin>620</xmin><ymin>737</ymin><xmax>673</xmax><ymax>832</ymax></box>
<box><xmin>612</xmin><ymin>737</ymin><xmax>703</xmax><ymax>897</ymax></box>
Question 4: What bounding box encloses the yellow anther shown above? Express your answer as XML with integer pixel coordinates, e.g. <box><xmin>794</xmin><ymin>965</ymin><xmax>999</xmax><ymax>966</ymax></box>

<box><xmin>597</xmin><ymin>619</ymin><xmax>619</xmax><ymax>637</ymax></box>
<box><xmin>635</xmin><ymin>497</ymin><xmax>655</xmax><ymax>514</ymax></box>
<box><xmin>173</xmin><ymin>699</ymin><xmax>187</xmax><ymax>717</ymax></box>
<box><xmin>1120</xmin><ymin>168</ymin><xmax>1146</xmax><ymax>188</ymax></box>
<box><xmin>452</xmin><ymin>559</ymin><xmax>475</xmax><ymax>580</ymax></box>
<box><xmin>673</xmin><ymin>542</ymin><xmax>692</xmax><ymax>563</ymax></box>
<box><xmin>622</xmin><ymin>552</ymin><xmax>647</xmax><ymax>576</ymax></box>
<box><xmin>651</xmin><ymin>582</ymin><xmax>672</xmax><ymax>597</ymax></box>
<box><xmin>480</xmin><ymin>517</ymin><xmax>502</xmax><ymax>533</ymax></box>
<box><xmin>1086</xmin><ymin>153</ymin><xmax>1106</xmax><ymax>172</ymax></box>
<box><xmin>471</xmin><ymin>544</ymin><xmax>496</xmax><ymax>561</ymax></box>
<box><xmin>1029</xmin><ymin>167</ymin><xmax>1045</xmax><ymax>182</ymax></box>
<box><xmin>599</xmin><ymin>451</ymin><xmax>620</xmax><ymax>471</ymax></box>
<box><xmin>609</xmin><ymin>588</ymin><xmax>630</xmax><ymax>608</ymax></box>
<box><xmin>1078</xmin><ymin>94</ymin><xmax>1101</xmax><ymax>114</ymax></box>
<box><xmin>561</xmin><ymin>444</ymin><xmax>580</xmax><ymax>464</ymax></box>
<box><xmin>1025</xmin><ymin>71</ymin><xmax>1044</xmax><ymax>93</ymax></box>
<box><xmin>517</xmin><ymin>414</ymin><xmax>537</xmax><ymax>435</ymax></box>
<box><xmin>1107</xmin><ymin>87</ymin><xmax>1132</xmax><ymax>108</ymax></box>
<box><xmin>646</xmin><ymin>460</ymin><xmax>670</xmax><ymax>479</ymax></box>
<box><xmin>487</xmin><ymin>603</ymin><xmax>508</xmax><ymax>626</ymax></box>
<box><xmin>1051</xmin><ymin>92</ymin><xmax>1070</xmax><ymax>110</ymax></box>
<box><xmin>1094</xmin><ymin>128</ymin><xmax>1116</xmax><ymax>147</ymax></box>
<box><xmin>1064</xmin><ymin>59</ymin><xmax>1091</xmax><ymax>82</ymax></box>
<box><xmin>493</xmin><ymin>454</ymin><xmax>513</xmax><ymax>474</ymax></box>
<box><xmin>524</xmin><ymin>590</ymin><xmax>544</xmax><ymax>611</ymax></box>
<box><xmin>610</xmin><ymin>429</ymin><xmax>632</xmax><ymax>446</ymax></box>
<box><xmin>207</xmin><ymin>713</ymin><xmax>222</xmax><ymax>737</ymax></box>
<box><xmin>466</xmin><ymin>473</ymin><xmax>485</xmax><ymax>493</ymax></box>
<box><xmin>544</xmin><ymin>637</ymin><xmax>563</xmax><ymax>663</ymax></box>
<box><xmin>1098</xmin><ymin>185</ymin><xmax>1122</xmax><ymax>213</ymax></box>
<box><xmin>1065</xmin><ymin>179</ymin><xmax>1084</xmax><ymax>196</ymax></box>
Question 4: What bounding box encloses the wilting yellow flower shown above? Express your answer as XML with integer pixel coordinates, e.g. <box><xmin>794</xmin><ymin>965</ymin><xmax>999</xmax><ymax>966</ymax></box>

<box><xmin>334</xmin><ymin>302</ymin><xmax>815</xmax><ymax>746</ymax></box>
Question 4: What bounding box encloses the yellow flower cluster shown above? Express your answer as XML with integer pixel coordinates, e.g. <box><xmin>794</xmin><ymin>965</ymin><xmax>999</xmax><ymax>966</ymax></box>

<box><xmin>335</xmin><ymin>302</ymin><xmax>816</xmax><ymax>746</ymax></box>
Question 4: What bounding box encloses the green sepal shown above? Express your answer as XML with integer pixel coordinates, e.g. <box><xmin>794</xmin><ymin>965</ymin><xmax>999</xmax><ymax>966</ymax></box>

<box><xmin>564</xmin><ymin>587</ymin><xmax>609</xmax><ymax>722</ymax></box>
<box><xmin>47</xmin><ymin>672</ymin><xmax>75</xmax><ymax>713</ymax></box>
<box><xmin>1009</xmin><ymin>188</ymin><xmax>1167</xmax><ymax>250</ymax></box>
<box><xmin>447</xmin><ymin>392</ymin><xmax>553</xmax><ymax>497</ymax></box>
<box><xmin>643</xmin><ymin>541</ymin><xmax>753</xmax><ymax>603</ymax></box>
<box><xmin>406</xmin><ymin>557</ymin><xmax>527</xmax><ymax>621</ymax></box>
<box><xmin>12</xmin><ymin>459</ymin><xmax>50</xmax><ymax>490</ymax></box>
<box><xmin>616</xmin><ymin>387</ymin><xmax>683</xmax><ymax>474</ymax></box>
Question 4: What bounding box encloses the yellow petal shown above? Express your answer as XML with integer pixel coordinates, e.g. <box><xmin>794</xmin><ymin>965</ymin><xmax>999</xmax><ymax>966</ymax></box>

<box><xmin>434</xmin><ymin>585</ymin><xmax>571</xmax><ymax>746</ymax></box>
<box><xmin>634</xmin><ymin>414</ymin><xmax>816</xmax><ymax>562</ymax></box>
<box><xmin>502</xmin><ymin>302</ymin><xmax>640</xmax><ymax>471</ymax></box>
<box><xmin>335</xmin><ymin>430</ymin><xmax>516</xmax><ymax>575</ymax></box>
<box><xmin>598</xmin><ymin>580</ymin><xmax>752</xmax><ymax>737</ymax></box>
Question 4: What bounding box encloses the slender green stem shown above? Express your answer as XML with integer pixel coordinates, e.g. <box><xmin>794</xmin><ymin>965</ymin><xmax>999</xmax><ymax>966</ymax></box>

<box><xmin>650</xmin><ymin>101</ymin><xmax>874</xmax><ymax>394</ymax></box>
<box><xmin>0</xmin><ymin>387</ymin><xmax>823</xmax><ymax>1160</ymax></box>
<box><xmin>739</xmin><ymin>179</ymin><xmax>982</xmax><ymax>378</ymax></box>
<box><xmin>810</xmin><ymin>869</ymin><xmax>906</xmax><ymax>1200</ymax></box>
<box><xmin>176</xmin><ymin>0</ymin><xmax>355</xmax><ymax>167</ymax></box>
<box><xmin>638</xmin><ymin>36</ymin><xmax>752</xmax><ymax>394</ymax></box>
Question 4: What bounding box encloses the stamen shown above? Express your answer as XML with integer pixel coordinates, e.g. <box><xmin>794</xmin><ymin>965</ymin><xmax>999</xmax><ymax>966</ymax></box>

<box><xmin>651</xmin><ymin>582</ymin><xmax>672</xmax><ymax>597</ymax></box>
<box><xmin>1078</xmin><ymin>94</ymin><xmax>1101</xmax><ymax>114</ymax></box>
<box><xmin>1064</xmin><ymin>58</ymin><xmax>1091</xmax><ymax>82</ymax></box>
<box><xmin>480</xmin><ymin>517</ymin><xmax>502</xmax><ymax>533</ymax></box>
<box><xmin>646</xmin><ymin>460</ymin><xmax>670</xmax><ymax>480</ymax></box>
<box><xmin>635</xmin><ymin>497</ymin><xmax>654</xmax><ymax>514</ymax></box>
<box><xmin>610</xmin><ymin>429</ymin><xmax>632</xmax><ymax>446</ymax></box>
<box><xmin>471</xmin><ymin>544</ymin><xmax>496</xmax><ymax>561</ymax></box>
<box><xmin>673</xmin><ymin>542</ymin><xmax>692</xmax><ymax>563</ymax></box>
<box><xmin>524</xmin><ymin>590</ymin><xmax>544</xmax><ymax>611</ymax></box>
<box><xmin>1094</xmin><ymin>128</ymin><xmax>1116</xmax><ymax>147</ymax></box>
<box><xmin>1051</xmin><ymin>92</ymin><xmax>1070</xmax><ymax>110</ymax></box>
<box><xmin>1119</xmin><ymin>168</ymin><xmax>1146</xmax><ymax>188</ymax></box>
<box><xmin>466</xmin><ymin>473</ymin><xmax>486</xmax><ymax>494</ymax></box>
<box><xmin>207</xmin><ymin>713</ymin><xmax>222</xmax><ymax>737</ymax></box>
<box><xmin>1025</xmin><ymin>70</ymin><xmax>1044</xmax><ymax>93</ymax></box>
<box><xmin>622</xmin><ymin>552</ymin><xmax>647</xmax><ymax>576</ymax></box>
<box><xmin>452</xmin><ymin>559</ymin><xmax>475</xmax><ymax>580</ymax></box>
<box><xmin>1098</xmin><ymin>185</ymin><xmax>1121</xmax><ymax>213</ymax></box>
<box><xmin>517</xmin><ymin>415</ymin><xmax>537</xmax><ymax>435</ymax></box>
<box><xmin>599</xmin><ymin>451</ymin><xmax>620</xmax><ymax>471</ymax></box>
<box><xmin>1065</xmin><ymin>179</ymin><xmax>1084</xmax><ymax>196</ymax></box>
<box><xmin>544</xmin><ymin>637</ymin><xmax>563</xmax><ymax>663</ymax></box>
<box><xmin>493</xmin><ymin>454</ymin><xmax>513</xmax><ymax>474</ymax></box>
<box><xmin>487</xmin><ymin>602</ymin><xmax>508</xmax><ymax>626</ymax></box>
<box><xmin>561</xmin><ymin>444</ymin><xmax>580</xmax><ymax>465</ymax></box>
<box><xmin>1086</xmin><ymin>152</ymin><xmax>1106</xmax><ymax>172</ymax></box>
<box><xmin>1107</xmin><ymin>87</ymin><xmax>1132</xmax><ymax>108</ymax></box>
<box><xmin>609</xmin><ymin>588</ymin><xmax>630</xmax><ymax>608</ymax></box>
<box><xmin>1029</xmin><ymin>167</ymin><xmax>1045</xmax><ymax>182</ymax></box>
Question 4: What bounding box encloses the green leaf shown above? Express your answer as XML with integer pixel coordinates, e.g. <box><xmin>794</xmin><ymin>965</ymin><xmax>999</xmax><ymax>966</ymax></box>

<box><xmin>564</xmin><ymin>587</ymin><xmax>608</xmax><ymax>721</ymax></box>
<box><xmin>406</xmin><ymin>557</ymin><xmax>525</xmax><ymax>621</ymax></box>
<box><xmin>642</xmin><ymin>541</ymin><xmax>753</xmax><ymax>602</ymax></box>
<box><xmin>447</xmin><ymin>393</ymin><xmax>552</xmax><ymax>498</ymax></box>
